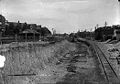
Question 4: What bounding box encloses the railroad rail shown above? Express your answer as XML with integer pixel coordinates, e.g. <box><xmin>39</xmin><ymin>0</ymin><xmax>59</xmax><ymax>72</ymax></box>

<box><xmin>91</xmin><ymin>42</ymin><xmax>120</xmax><ymax>83</ymax></box>
<box><xmin>7</xmin><ymin>73</ymin><xmax>36</xmax><ymax>76</ymax></box>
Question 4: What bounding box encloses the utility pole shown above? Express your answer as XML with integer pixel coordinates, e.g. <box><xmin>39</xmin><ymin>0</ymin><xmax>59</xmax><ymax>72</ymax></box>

<box><xmin>105</xmin><ymin>21</ymin><xmax>107</xmax><ymax>27</ymax></box>
<box><xmin>90</xmin><ymin>28</ymin><xmax>92</xmax><ymax>40</ymax></box>
<box><xmin>96</xmin><ymin>24</ymin><xmax>99</xmax><ymax>29</ymax></box>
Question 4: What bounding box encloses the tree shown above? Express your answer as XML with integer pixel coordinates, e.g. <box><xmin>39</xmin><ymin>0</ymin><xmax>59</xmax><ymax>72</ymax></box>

<box><xmin>52</xmin><ymin>28</ymin><xmax>56</xmax><ymax>35</ymax></box>
<box><xmin>14</xmin><ymin>23</ymin><xmax>20</xmax><ymax>35</ymax></box>
<box><xmin>40</xmin><ymin>27</ymin><xmax>51</xmax><ymax>36</ymax></box>
<box><xmin>22</xmin><ymin>22</ymin><xmax>28</xmax><ymax>31</ymax></box>
<box><xmin>8</xmin><ymin>23</ymin><xmax>15</xmax><ymax>36</ymax></box>
<box><xmin>105</xmin><ymin>21</ymin><xmax>107</xmax><ymax>27</ymax></box>
<box><xmin>4</xmin><ymin>25</ymin><xmax>9</xmax><ymax>36</ymax></box>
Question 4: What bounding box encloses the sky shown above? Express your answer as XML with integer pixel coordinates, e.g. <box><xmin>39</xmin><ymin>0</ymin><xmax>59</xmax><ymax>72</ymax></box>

<box><xmin>0</xmin><ymin>0</ymin><xmax>119</xmax><ymax>33</ymax></box>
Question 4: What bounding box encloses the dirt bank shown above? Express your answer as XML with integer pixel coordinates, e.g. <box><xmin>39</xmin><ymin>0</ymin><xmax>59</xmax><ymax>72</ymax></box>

<box><xmin>0</xmin><ymin>40</ymin><xmax>77</xmax><ymax>83</ymax></box>
<box><xmin>0</xmin><ymin>40</ymin><xmax>105</xmax><ymax>84</ymax></box>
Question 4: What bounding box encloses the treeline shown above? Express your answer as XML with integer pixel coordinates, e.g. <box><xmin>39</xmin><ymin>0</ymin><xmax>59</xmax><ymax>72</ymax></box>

<box><xmin>2</xmin><ymin>22</ymin><xmax>51</xmax><ymax>37</ymax></box>
<box><xmin>94</xmin><ymin>25</ymin><xmax>120</xmax><ymax>41</ymax></box>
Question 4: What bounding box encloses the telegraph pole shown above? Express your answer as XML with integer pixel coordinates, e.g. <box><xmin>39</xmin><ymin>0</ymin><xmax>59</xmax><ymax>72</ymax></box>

<box><xmin>105</xmin><ymin>21</ymin><xmax>107</xmax><ymax>27</ymax></box>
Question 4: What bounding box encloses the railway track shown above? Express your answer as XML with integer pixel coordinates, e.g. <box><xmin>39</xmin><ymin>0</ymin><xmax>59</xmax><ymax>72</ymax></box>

<box><xmin>92</xmin><ymin>42</ymin><xmax>120</xmax><ymax>83</ymax></box>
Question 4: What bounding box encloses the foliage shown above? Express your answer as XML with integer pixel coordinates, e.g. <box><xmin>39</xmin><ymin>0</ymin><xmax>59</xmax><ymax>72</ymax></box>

<box><xmin>3</xmin><ymin>22</ymin><xmax>51</xmax><ymax>37</ymax></box>
<box><xmin>95</xmin><ymin>26</ymin><xmax>114</xmax><ymax>41</ymax></box>
<box><xmin>36</xmin><ymin>27</ymin><xmax>52</xmax><ymax>36</ymax></box>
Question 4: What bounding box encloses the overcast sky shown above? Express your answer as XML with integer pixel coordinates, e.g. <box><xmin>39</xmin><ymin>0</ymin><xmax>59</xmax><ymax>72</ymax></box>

<box><xmin>0</xmin><ymin>0</ymin><xmax>119</xmax><ymax>33</ymax></box>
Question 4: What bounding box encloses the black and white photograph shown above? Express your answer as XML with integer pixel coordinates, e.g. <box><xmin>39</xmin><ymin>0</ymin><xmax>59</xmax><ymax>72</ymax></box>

<box><xmin>0</xmin><ymin>0</ymin><xmax>120</xmax><ymax>84</ymax></box>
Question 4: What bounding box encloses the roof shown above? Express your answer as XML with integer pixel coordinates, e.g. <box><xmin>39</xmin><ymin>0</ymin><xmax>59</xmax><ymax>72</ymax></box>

<box><xmin>20</xmin><ymin>29</ymin><xmax>39</xmax><ymax>34</ymax></box>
